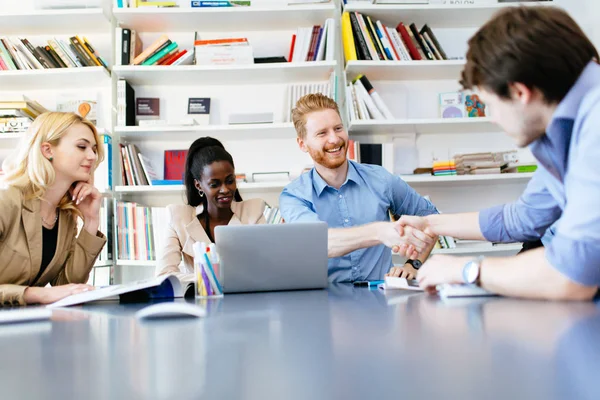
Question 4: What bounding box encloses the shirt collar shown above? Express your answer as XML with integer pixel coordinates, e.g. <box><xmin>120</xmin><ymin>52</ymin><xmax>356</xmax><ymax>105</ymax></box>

<box><xmin>551</xmin><ymin>61</ymin><xmax>600</xmax><ymax>122</ymax></box>
<box><xmin>311</xmin><ymin>161</ymin><xmax>361</xmax><ymax>196</ymax></box>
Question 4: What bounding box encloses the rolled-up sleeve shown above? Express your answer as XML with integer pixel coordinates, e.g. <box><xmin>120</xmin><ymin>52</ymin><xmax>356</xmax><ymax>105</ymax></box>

<box><xmin>479</xmin><ymin>171</ymin><xmax>562</xmax><ymax>243</ymax></box>
<box><xmin>279</xmin><ymin>187</ymin><xmax>321</xmax><ymax>223</ymax></box>
<box><xmin>546</xmin><ymin>113</ymin><xmax>600</xmax><ymax>286</ymax></box>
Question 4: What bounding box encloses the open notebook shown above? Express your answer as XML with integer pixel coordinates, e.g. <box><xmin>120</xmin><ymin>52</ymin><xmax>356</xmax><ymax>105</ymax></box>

<box><xmin>46</xmin><ymin>275</ymin><xmax>194</xmax><ymax>309</ymax></box>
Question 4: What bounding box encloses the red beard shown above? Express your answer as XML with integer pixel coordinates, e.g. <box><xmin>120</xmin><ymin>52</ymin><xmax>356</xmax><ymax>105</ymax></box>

<box><xmin>307</xmin><ymin>141</ymin><xmax>347</xmax><ymax>169</ymax></box>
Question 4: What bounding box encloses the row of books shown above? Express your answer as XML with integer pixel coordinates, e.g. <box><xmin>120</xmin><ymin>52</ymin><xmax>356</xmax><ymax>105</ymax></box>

<box><xmin>342</xmin><ymin>11</ymin><xmax>448</xmax><ymax>62</ymax></box>
<box><xmin>116</xmin><ymin>31</ymin><xmax>193</xmax><ymax>66</ymax></box>
<box><xmin>194</xmin><ymin>37</ymin><xmax>253</xmax><ymax>65</ymax></box>
<box><xmin>288</xmin><ymin>19</ymin><xmax>336</xmax><ymax>63</ymax></box>
<box><xmin>346</xmin><ymin>74</ymin><xmax>394</xmax><ymax>121</ymax></box>
<box><xmin>119</xmin><ymin>143</ymin><xmax>159</xmax><ymax>186</ymax></box>
<box><xmin>116</xmin><ymin>201</ymin><xmax>169</xmax><ymax>261</ymax></box>
<box><xmin>0</xmin><ymin>36</ymin><xmax>107</xmax><ymax>71</ymax></box>
<box><xmin>0</xmin><ymin>97</ymin><xmax>48</xmax><ymax>134</ymax></box>
<box><xmin>454</xmin><ymin>151</ymin><xmax>518</xmax><ymax>175</ymax></box>
<box><xmin>115</xmin><ymin>0</ymin><xmax>178</xmax><ymax>7</ymax></box>
<box><xmin>285</xmin><ymin>72</ymin><xmax>336</xmax><ymax>122</ymax></box>
<box><xmin>263</xmin><ymin>205</ymin><xmax>284</xmax><ymax>224</ymax></box>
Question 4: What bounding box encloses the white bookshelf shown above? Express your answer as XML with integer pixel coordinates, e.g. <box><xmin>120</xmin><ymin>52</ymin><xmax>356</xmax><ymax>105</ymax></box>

<box><xmin>115</xmin><ymin>181</ymin><xmax>290</xmax><ymax>194</ymax></box>
<box><xmin>0</xmin><ymin>133</ymin><xmax>23</xmax><ymax>142</ymax></box>
<box><xmin>343</xmin><ymin>2</ymin><xmax>553</xmax><ymax>29</ymax></box>
<box><xmin>116</xmin><ymin>260</ymin><xmax>156</xmax><ymax>267</ymax></box>
<box><xmin>116</xmin><ymin>122</ymin><xmax>297</xmax><ymax>141</ymax></box>
<box><xmin>349</xmin><ymin>117</ymin><xmax>498</xmax><ymax>135</ymax></box>
<box><xmin>112</xmin><ymin>62</ymin><xmax>336</xmax><ymax>85</ymax></box>
<box><xmin>401</xmin><ymin>173</ymin><xmax>534</xmax><ymax>184</ymax></box>
<box><xmin>0</xmin><ymin>8</ymin><xmax>110</xmax><ymax>35</ymax></box>
<box><xmin>345</xmin><ymin>60</ymin><xmax>465</xmax><ymax>81</ymax></box>
<box><xmin>93</xmin><ymin>260</ymin><xmax>113</xmax><ymax>268</ymax></box>
<box><xmin>432</xmin><ymin>242</ymin><xmax>522</xmax><ymax>255</ymax></box>
<box><xmin>0</xmin><ymin>67</ymin><xmax>110</xmax><ymax>90</ymax></box>
<box><xmin>113</xmin><ymin>4</ymin><xmax>336</xmax><ymax>32</ymax></box>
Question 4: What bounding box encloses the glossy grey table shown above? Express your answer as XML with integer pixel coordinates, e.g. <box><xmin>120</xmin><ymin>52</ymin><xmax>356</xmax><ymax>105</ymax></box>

<box><xmin>1</xmin><ymin>285</ymin><xmax>599</xmax><ymax>400</ymax></box>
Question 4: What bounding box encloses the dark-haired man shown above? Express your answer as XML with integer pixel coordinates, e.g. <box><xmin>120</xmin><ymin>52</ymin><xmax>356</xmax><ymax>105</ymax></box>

<box><xmin>397</xmin><ymin>6</ymin><xmax>600</xmax><ymax>300</ymax></box>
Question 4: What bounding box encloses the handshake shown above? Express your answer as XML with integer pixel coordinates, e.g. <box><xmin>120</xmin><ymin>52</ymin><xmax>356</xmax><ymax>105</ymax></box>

<box><xmin>379</xmin><ymin>215</ymin><xmax>436</xmax><ymax>259</ymax></box>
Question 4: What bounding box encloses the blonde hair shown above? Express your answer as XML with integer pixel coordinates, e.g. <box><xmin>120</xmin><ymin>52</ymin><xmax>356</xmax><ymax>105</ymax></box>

<box><xmin>1</xmin><ymin>112</ymin><xmax>104</xmax><ymax>215</ymax></box>
<box><xmin>292</xmin><ymin>93</ymin><xmax>341</xmax><ymax>139</ymax></box>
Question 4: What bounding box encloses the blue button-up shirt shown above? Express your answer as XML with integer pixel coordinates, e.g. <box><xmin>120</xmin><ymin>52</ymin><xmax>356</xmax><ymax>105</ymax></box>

<box><xmin>480</xmin><ymin>61</ymin><xmax>600</xmax><ymax>286</ymax></box>
<box><xmin>280</xmin><ymin>161</ymin><xmax>438</xmax><ymax>282</ymax></box>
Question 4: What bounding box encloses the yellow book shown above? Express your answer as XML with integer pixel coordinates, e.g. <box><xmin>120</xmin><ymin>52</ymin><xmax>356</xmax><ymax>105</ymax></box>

<box><xmin>76</xmin><ymin>36</ymin><xmax>101</xmax><ymax>66</ymax></box>
<box><xmin>137</xmin><ymin>1</ymin><xmax>177</xmax><ymax>6</ymax></box>
<box><xmin>341</xmin><ymin>12</ymin><xmax>357</xmax><ymax>62</ymax></box>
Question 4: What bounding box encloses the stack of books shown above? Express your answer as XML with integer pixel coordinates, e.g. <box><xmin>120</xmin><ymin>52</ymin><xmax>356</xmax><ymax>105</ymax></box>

<box><xmin>454</xmin><ymin>151</ymin><xmax>517</xmax><ymax>175</ymax></box>
<box><xmin>0</xmin><ymin>36</ymin><xmax>108</xmax><ymax>71</ymax></box>
<box><xmin>194</xmin><ymin>37</ymin><xmax>253</xmax><ymax>65</ymax></box>
<box><xmin>263</xmin><ymin>205</ymin><xmax>284</xmax><ymax>224</ymax></box>
<box><xmin>341</xmin><ymin>11</ymin><xmax>448</xmax><ymax>62</ymax></box>
<box><xmin>0</xmin><ymin>96</ymin><xmax>48</xmax><ymax>136</ymax></box>
<box><xmin>286</xmin><ymin>71</ymin><xmax>336</xmax><ymax>122</ymax></box>
<box><xmin>120</xmin><ymin>33</ymin><xmax>193</xmax><ymax>66</ymax></box>
<box><xmin>433</xmin><ymin>160</ymin><xmax>456</xmax><ymax>176</ymax></box>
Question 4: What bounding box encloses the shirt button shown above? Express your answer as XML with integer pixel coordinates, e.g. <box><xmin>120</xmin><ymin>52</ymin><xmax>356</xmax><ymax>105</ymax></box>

<box><xmin>344</xmin><ymin>219</ymin><xmax>349</xmax><ymax>223</ymax></box>
<box><xmin>339</xmin><ymin>194</ymin><xmax>343</xmax><ymax>199</ymax></box>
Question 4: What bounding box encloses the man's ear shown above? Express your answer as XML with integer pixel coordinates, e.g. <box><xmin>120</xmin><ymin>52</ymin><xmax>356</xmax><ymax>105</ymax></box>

<box><xmin>509</xmin><ymin>82</ymin><xmax>534</xmax><ymax>105</ymax></box>
<box><xmin>297</xmin><ymin>136</ymin><xmax>308</xmax><ymax>153</ymax></box>
<box><xmin>40</xmin><ymin>142</ymin><xmax>53</xmax><ymax>160</ymax></box>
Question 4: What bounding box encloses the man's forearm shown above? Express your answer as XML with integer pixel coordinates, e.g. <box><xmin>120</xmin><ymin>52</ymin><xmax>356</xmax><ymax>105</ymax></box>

<box><xmin>328</xmin><ymin>223</ymin><xmax>382</xmax><ymax>258</ymax></box>
<box><xmin>426</xmin><ymin>212</ymin><xmax>485</xmax><ymax>240</ymax></box>
<box><xmin>481</xmin><ymin>248</ymin><xmax>597</xmax><ymax>300</ymax></box>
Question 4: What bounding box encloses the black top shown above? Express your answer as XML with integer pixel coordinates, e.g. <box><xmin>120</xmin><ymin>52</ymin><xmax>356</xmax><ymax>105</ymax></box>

<box><xmin>197</xmin><ymin>212</ymin><xmax>214</xmax><ymax>243</ymax></box>
<box><xmin>36</xmin><ymin>220</ymin><xmax>59</xmax><ymax>282</ymax></box>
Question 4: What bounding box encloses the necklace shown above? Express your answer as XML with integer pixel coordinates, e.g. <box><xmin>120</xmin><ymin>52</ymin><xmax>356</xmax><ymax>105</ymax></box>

<box><xmin>42</xmin><ymin>209</ymin><xmax>58</xmax><ymax>226</ymax></box>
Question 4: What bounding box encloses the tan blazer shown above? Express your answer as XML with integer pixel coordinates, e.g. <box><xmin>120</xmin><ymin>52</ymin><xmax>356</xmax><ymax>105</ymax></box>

<box><xmin>157</xmin><ymin>199</ymin><xmax>267</xmax><ymax>280</ymax></box>
<box><xmin>0</xmin><ymin>186</ymin><xmax>106</xmax><ymax>305</ymax></box>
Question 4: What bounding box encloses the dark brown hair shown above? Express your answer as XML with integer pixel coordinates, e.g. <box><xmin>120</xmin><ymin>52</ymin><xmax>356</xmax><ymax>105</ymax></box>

<box><xmin>461</xmin><ymin>6</ymin><xmax>598</xmax><ymax>103</ymax></box>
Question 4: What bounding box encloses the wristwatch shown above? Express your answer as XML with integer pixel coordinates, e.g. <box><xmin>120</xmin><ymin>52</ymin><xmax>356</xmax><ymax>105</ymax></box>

<box><xmin>405</xmin><ymin>259</ymin><xmax>423</xmax><ymax>270</ymax></box>
<box><xmin>462</xmin><ymin>256</ymin><xmax>484</xmax><ymax>285</ymax></box>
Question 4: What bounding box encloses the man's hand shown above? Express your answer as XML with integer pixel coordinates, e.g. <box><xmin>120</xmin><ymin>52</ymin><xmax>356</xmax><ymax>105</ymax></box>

<box><xmin>378</xmin><ymin>222</ymin><xmax>434</xmax><ymax>259</ymax></box>
<box><xmin>23</xmin><ymin>284</ymin><xmax>95</xmax><ymax>305</ymax></box>
<box><xmin>386</xmin><ymin>263</ymin><xmax>417</xmax><ymax>279</ymax></box>
<box><xmin>390</xmin><ymin>218</ymin><xmax>436</xmax><ymax>257</ymax></box>
<box><xmin>416</xmin><ymin>255</ymin><xmax>468</xmax><ymax>292</ymax></box>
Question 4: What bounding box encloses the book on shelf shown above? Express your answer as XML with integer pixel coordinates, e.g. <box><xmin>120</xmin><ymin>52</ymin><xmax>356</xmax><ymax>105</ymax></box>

<box><xmin>120</xmin><ymin>143</ymin><xmax>154</xmax><ymax>186</ymax></box>
<box><xmin>288</xmin><ymin>18</ymin><xmax>336</xmax><ymax>63</ymax></box>
<box><xmin>164</xmin><ymin>149</ymin><xmax>188</xmax><ymax>181</ymax></box>
<box><xmin>192</xmin><ymin>0</ymin><xmax>251</xmax><ymax>6</ymax></box>
<box><xmin>136</xmin><ymin>97</ymin><xmax>160</xmax><ymax>125</ymax></box>
<box><xmin>115</xmin><ymin>201</ymin><xmax>169</xmax><ymax>263</ymax></box>
<box><xmin>346</xmin><ymin>74</ymin><xmax>393</xmax><ymax>121</ymax></box>
<box><xmin>56</xmin><ymin>96</ymin><xmax>97</xmax><ymax>124</ymax></box>
<box><xmin>341</xmin><ymin>11</ymin><xmax>448</xmax><ymax>63</ymax></box>
<box><xmin>263</xmin><ymin>205</ymin><xmax>284</xmax><ymax>224</ymax></box>
<box><xmin>94</xmin><ymin>134</ymin><xmax>113</xmax><ymax>191</ymax></box>
<box><xmin>0</xmin><ymin>117</ymin><xmax>30</xmax><ymax>134</ymax></box>
<box><xmin>0</xmin><ymin>96</ymin><xmax>48</xmax><ymax>120</ymax></box>
<box><xmin>117</xmin><ymin>80</ymin><xmax>136</xmax><ymax>127</ymax></box>
<box><xmin>194</xmin><ymin>36</ymin><xmax>253</xmax><ymax>65</ymax></box>
<box><xmin>115</xmin><ymin>0</ymin><xmax>179</xmax><ymax>7</ymax></box>
<box><xmin>47</xmin><ymin>274</ymin><xmax>194</xmax><ymax>309</ymax></box>
<box><xmin>187</xmin><ymin>98</ymin><xmax>211</xmax><ymax>125</ymax></box>
<box><xmin>0</xmin><ymin>36</ymin><xmax>107</xmax><ymax>71</ymax></box>
<box><xmin>286</xmin><ymin>71</ymin><xmax>335</xmax><ymax>122</ymax></box>
<box><xmin>502</xmin><ymin>164</ymin><xmax>538</xmax><ymax>174</ymax></box>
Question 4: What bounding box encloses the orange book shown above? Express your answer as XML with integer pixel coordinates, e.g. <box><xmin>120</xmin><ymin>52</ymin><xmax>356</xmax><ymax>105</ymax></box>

<box><xmin>194</xmin><ymin>38</ymin><xmax>247</xmax><ymax>46</ymax></box>
<box><xmin>165</xmin><ymin>49</ymin><xmax>187</xmax><ymax>65</ymax></box>
<box><xmin>133</xmin><ymin>35</ymin><xmax>169</xmax><ymax>65</ymax></box>
<box><xmin>159</xmin><ymin>50</ymin><xmax>180</xmax><ymax>65</ymax></box>
<box><xmin>155</xmin><ymin>49</ymin><xmax>178</xmax><ymax>65</ymax></box>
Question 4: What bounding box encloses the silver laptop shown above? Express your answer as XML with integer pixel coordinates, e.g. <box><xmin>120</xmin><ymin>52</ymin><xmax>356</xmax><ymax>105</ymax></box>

<box><xmin>214</xmin><ymin>222</ymin><xmax>328</xmax><ymax>293</ymax></box>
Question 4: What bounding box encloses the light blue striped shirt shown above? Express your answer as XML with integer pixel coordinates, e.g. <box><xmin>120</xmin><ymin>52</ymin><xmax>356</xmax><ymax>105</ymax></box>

<box><xmin>480</xmin><ymin>62</ymin><xmax>600</xmax><ymax>286</ymax></box>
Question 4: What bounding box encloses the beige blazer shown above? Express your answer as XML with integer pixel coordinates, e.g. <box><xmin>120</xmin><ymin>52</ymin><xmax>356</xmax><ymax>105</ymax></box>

<box><xmin>156</xmin><ymin>199</ymin><xmax>267</xmax><ymax>280</ymax></box>
<box><xmin>0</xmin><ymin>186</ymin><xmax>106</xmax><ymax>306</ymax></box>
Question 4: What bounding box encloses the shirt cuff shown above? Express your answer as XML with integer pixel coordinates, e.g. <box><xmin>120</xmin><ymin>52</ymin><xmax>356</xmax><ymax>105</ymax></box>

<box><xmin>77</xmin><ymin>229</ymin><xmax>107</xmax><ymax>256</ymax></box>
<box><xmin>479</xmin><ymin>204</ymin><xmax>507</xmax><ymax>242</ymax></box>
<box><xmin>546</xmin><ymin>234</ymin><xmax>600</xmax><ymax>287</ymax></box>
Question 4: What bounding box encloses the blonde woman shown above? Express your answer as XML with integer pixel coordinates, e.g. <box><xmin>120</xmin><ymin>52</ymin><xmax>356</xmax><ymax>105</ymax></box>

<box><xmin>0</xmin><ymin>112</ymin><xmax>106</xmax><ymax>305</ymax></box>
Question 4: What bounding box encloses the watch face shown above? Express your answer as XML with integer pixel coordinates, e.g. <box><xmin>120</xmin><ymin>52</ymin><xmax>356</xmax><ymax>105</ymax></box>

<box><xmin>413</xmin><ymin>260</ymin><xmax>422</xmax><ymax>269</ymax></box>
<box><xmin>464</xmin><ymin>261</ymin><xmax>479</xmax><ymax>284</ymax></box>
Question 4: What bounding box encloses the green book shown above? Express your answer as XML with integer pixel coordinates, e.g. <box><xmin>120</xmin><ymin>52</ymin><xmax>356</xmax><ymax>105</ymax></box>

<box><xmin>141</xmin><ymin>42</ymin><xmax>178</xmax><ymax>66</ymax></box>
